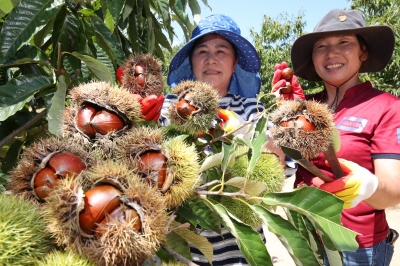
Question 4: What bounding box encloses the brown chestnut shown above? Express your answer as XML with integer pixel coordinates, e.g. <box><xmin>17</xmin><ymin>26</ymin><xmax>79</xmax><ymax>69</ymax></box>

<box><xmin>280</xmin><ymin>81</ymin><xmax>292</xmax><ymax>94</ymax></box>
<box><xmin>296</xmin><ymin>115</ymin><xmax>316</xmax><ymax>132</ymax></box>
<box><xmin>95</xmin><ymin>206</ymin><xmax>141</xmax><ymax>237</ymax></box>
<box><xmin>134</xmin><ymin>63</ymin><xmax>146</xmax><ymax>75</ymax></box>
<box><xmin>34</xmin><ymin>168</ymin><xmax>60</xmax><ymax>199</ymax></box>
<box><xmin>280</xmin><ymin>115</ymin><xmax>316</xmax><ymax>132</ymax></box>
<box><xmin>76</xmin><ymin>104</ymin><xmax>98</xmax><ymax>138</ymax></box>
<box><xmin>281</xmin><ymin>68</ymin><xmax>293</xmax><ymax>81</ymax></box>
<box><xmin>135</xmin><ymin>74</ymin><xmax>146</xmax><ymax>88</ymax></box>
<box><xmin>140</xmin><ymin>151</ymin><xmax>167</xmax><ymax>189</ymax></box>
<box><xmin>176</xmin><ymin>99</ymin><xmax>196</xmax><ymax>118</ymax></box>
<box><xmin>91</xmin><ymin>109</ymin><xmax>125</xmax><ymax>135</ymax></box>
<box><xmin>79</xmin><ymin>185</ymin><xmax>122</xmax><ymax>235</ymax></box>
<box><xmin>33</xmin><ymin>152</ymin><xmax>86</xmax><ymax>200</ymax></box>
<box><xmin>48</xmin><ymin>152</ymin><xmax>86</xmax><ymax>177</ymax></box>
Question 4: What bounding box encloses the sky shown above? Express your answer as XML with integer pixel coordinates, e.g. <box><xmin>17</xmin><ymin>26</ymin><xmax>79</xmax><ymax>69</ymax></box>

<box><xmin>172</xmin><ymin>0</ymin><xmax>350</xmax><ymax>45</ymax></box>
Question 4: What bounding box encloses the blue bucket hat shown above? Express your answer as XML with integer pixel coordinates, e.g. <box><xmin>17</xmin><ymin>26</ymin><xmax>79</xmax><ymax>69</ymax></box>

<box><xmin>167</xmin><ymin>14</ymin><xmax>261</xmax><ymax>98</ymax></box>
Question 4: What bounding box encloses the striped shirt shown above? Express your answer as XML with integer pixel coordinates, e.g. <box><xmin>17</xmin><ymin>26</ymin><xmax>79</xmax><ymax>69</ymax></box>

<box><xmin>159</xmin><ymin>92</ymin><xmax>296</xmax><ymax>265</ymax></box>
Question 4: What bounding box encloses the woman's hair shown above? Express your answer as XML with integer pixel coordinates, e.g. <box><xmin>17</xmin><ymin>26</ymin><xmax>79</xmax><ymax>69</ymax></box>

<box><xmin>188</xmin><ymin>34</ymin><xmax>238</xmax><ymax>67</ymax></box>
<box><xmin>356</xmin><ymin>35</ymin><xmax>368</xmax><ymax>52</ymax></box>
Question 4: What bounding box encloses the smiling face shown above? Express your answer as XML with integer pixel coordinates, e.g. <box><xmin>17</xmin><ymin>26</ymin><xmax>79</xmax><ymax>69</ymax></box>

<box><xmin>312</xmin><ymin>34</ymin><xmax>368</xmax><ymax>89</ymax></box>
<box><xmin>190</xmin><ymin>34</ymin><xmax>238</xmax><ymax>97</ymax></box>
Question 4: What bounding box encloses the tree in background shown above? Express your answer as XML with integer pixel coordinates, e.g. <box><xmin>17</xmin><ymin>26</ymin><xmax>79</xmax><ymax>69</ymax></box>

<box><xmin>351</xmin><ymin>0</ymin><xmax>400</xmax><ymax>96</ymax></box>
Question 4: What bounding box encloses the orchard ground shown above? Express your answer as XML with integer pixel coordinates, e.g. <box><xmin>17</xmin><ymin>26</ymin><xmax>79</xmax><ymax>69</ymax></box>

<box><xmin>266</xmin><ymin>175</ymin><xmax>400</xmax><ymax>266</ymax></box>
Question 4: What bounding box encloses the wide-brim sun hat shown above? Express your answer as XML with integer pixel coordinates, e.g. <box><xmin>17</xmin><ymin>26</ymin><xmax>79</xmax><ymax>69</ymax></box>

<box><xmin>291</xmin><ymin>9</ymin><xmax>395</xmax><ymax>82</ymax></box>
<box><xmin>168</xmin><ymin>14</ymin><xmax>261</xmax><ymax>98</ymax></box>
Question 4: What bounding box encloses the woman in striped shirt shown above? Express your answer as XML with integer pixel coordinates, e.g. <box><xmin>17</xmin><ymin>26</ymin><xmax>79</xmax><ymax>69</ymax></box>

<box><xmin>158</xmin><ymin>14</ymin><xmax>298</xmax><ymax>266</ymax></box>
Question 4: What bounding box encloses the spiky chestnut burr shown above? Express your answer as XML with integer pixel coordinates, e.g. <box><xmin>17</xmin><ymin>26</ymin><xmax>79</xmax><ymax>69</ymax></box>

<box><xmin>269</xmin><ymin>99</ymin><xmax>336</xmax><ymax>160</ymax></box>
<box><xmin>121</xmin><ymin>54</ymin><xmax>164</xmax><ymax>97</ymax></box>
<box><xmin>219</xmin><ymin>188</ymin><xmax>263</xmax><ymax>227</ymax></box>
<box><xmin>168</xmin><ymin>80</ymin><xmax>220</xmax><ymax>136</ymax></box>
<box><xmin>8</xmin><ymin>135</ymin><xmax>93</xmax><ymax>202</ymax></box>
<box><xmin>62</xmin><ymin>81</ymin><xmax>142</xmax><ymax>142</ymax></box>
<box><xmin>44</xmin><ymin>161</ymin><xmax>168</xmax><ymax>266</ymax></box>
<box><xmin>0</xmin><ymin>194</ymin><xmax>53</xmax><ymax>265</ymax></box>
<box><xmin>229</xmin><ymin>146</ymin><xmax>285</xmax><ymax>194</ymax></box>
<box><xmin>113</xmin><ymin>126</ymin><xmax>201</xmax><ymax>208</ymax></box>
<box><xmin>34</xmin><ymin>250</ymin><xmax>95</xmax><ymax>266</ymax></box>
<box><xmin>83</xmin><ymin>176</ymin><xmax>169</xmax><ymax>266</ymax></box>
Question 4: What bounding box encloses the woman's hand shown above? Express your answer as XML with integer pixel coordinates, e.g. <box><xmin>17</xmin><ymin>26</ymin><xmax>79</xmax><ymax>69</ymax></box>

<box><xmin>132</xmin><ymin>94</ymin><xmax>165</xmax><ymax>121</ymax></box>
<box><xmin>312</xmin><ymin>159</ymin><xmax>378</xmax><ymax>209</ymax></box>
<box><xmin>271</xmin><ymin>61</ymin><xmax>305</xmax><ymax>101</ymax></box>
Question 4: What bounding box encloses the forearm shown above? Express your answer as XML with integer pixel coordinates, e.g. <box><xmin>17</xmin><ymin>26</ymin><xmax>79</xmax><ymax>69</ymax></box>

<box><xmin>364</xmin><ymin>176</ymin><xmax>400</xmax><ymax>209</ymax></box>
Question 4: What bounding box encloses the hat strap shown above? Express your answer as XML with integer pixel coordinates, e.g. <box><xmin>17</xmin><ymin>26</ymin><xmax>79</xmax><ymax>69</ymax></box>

<box><xmin>323</xmin><ymin>70</ymin><xmax>358</xmax><ymax>110</ymax></box>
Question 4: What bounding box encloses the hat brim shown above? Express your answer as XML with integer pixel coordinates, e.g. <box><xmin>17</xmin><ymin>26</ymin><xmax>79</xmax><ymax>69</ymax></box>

<box><xmin>291</xmin><ymin>25</ymin><xmax>395</xmax><ymax>81</ymax></box>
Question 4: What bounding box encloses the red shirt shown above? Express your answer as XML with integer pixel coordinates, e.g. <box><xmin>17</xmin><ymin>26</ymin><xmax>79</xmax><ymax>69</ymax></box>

<box><xmin>296</xmin><ymin>82</ymin><xmax>400</xmax><ymax>248</ymax></box>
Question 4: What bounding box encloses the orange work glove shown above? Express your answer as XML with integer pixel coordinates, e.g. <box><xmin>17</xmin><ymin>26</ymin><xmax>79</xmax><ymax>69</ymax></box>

<box><xmin>217</xmin><ymin>109</ymin><xmax>251</xmax><ymax>137</ymax></box>
<box><xmin>132</xmin><ymin>94</ymin><xmax>165</xmax><ymax>121</ymax></box>
<box><xmin>312</xmin><ymin>159</ymin><xmax>379</xmax><ymax>209</ymax></box>
<box><xmin>271</xmin><ymin>61</ymin><xmax>305</xmax><ymax>101</ymax></box>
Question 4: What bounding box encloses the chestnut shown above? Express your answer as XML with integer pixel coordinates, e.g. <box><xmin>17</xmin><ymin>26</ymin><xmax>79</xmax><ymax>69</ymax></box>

<box><xmin>33</xmin><ymin>152</ymin><xmax>86</xmax><ymax>200</ymax></box>
<box><xmin>280</xmin><ymin>81</ymin><xmax>292</xmax><ymax>94</ymax></box>
<box><xmin>134</xmin><ymin>63</ymin><xmax>147</xmax><ymax>88</ymax></box>
<box><xmin>176</xmin><ymin>99</ymin><xmax>197</xmax><ymax>118</ymax></box>
<box><xmin>79</xmin><ymin>185</ymin><xmax>122</xmax><ymax>235</ymax></box>
<box><xmin>91</xmin><ymin>109</ymin><xmax>125</xmax><ymax>135</ymax></box>
<box><xmin>76</xmin><ymin>104</ymin><xmax>98</xmax><ymax>138</ymax></box>
<box><xmin>140</xmin><ymin>151</ymin><xmax>167</xmax><ymax>189</ymax></box>
<box><xmin>280</xmin><ymin>115</ymin><xmax>316</xmax><ymax>132</ymax></box>
<box><xmin>95</xmin><ymin>206</ymin><xmax>141</xmax><ymax>237</ymax></box>
<box><xmin>34</xmin><ymin>168</ymin><xmax>60</xmax><ymax>199</ymax></box>
<box><xmin>134</xmin><ymin>63</ymin><xmax>146</xmax><ymax>75</ymax></box>
<box><xmin>48</xmin><ymin>152</ymin><xmax>87</xmax><ymax>176</ymax></box>
<box><xmin>281</xmin><ymin>68</ymin><xmax>293</xmax><ymax>81</ymax></box>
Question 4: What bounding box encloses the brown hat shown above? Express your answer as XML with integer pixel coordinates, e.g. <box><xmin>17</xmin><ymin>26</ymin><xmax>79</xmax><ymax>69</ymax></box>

<box><xmin>291</xmin><ymin>9</ymin><xmax>395</xmax><ymax>81</ymax></box>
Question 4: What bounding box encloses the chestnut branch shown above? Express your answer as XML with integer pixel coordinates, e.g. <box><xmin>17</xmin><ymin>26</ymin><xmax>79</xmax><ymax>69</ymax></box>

<box><xmin>196</xmin><ymin>189</ymin><xmax>248</xmax><ymax>197</ymax></box>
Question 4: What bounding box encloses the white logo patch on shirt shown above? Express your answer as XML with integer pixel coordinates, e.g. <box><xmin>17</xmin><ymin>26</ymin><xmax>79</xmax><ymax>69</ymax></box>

<box><xmin>337</xmin><ymin>116</ymin><xmax>368</xmax><ymax>133</ymax></box>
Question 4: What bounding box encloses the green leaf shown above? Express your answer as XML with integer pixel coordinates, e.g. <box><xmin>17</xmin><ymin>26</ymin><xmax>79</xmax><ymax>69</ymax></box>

<box><xmin>173</xmin><ymin>227</ymin><xmax>213</xmax><ymax>264</ymax></box>
<box><xmin>170</xmin><ymin>0</ymin><xmax>194</xmax><ymax>41</ymax></box>
<box><xmin>213</xmin><ymin>203</ymin><xmax>273</xmax><ymax>266</ymax></box>
<box><xmin>0</xmin><ymin>75</ymin><xmax>53</xmax><ymax>105</ymax></box>
<box><xmin>225</xmin><ymin>177</ymin><xmax>267</xmax><ymax>197</ymax></box>
<box><xmin>47</xmin><ymin>75</ymin><xmax>66</xmax><ymax>135</ymax></box>
<box><xmin>51</xmin><ymin>6</ymin><xmax>82</xmax><ymax>69</ymax></box>
<box><xmin>91</xmin><ymin>16</ymin><xmax>125</xmax><ymax>66</ymax></box>
<box><xmin>0</xmin><ymin>0</ymin><xmax>21</xmax><ymax>19</ymax></box>
<box><xmin>100</xmin><ymin>0</ymin><xmax>115</xmax><ymax>31</ymax></box>
<box><xmin>1</xmin><ymin>140</ymin><xmax>24</xmax><ymax>173</ymax></box>
<box><xmin>0</xmin><ymin>95</ymin><xmax>33</xmax><ymax>122</ymax></box>
<box><xmin>252</xmin><ymin>205</ymin><xmax>320</xmax><ymax>266</ymax></box>
<box><xmin>165</xmin><ymin>231</ymin><xmax>192</xmax><ymax>260</ymax></box>
<box><xmin>261</xmin><ymin>187</ymin><xmax>358</xmax><ymax>252</ymax></box>
<box><xmin>63</xmin><ymin>52</ymin><xmax>113</xmax><ymax>83</ymax></box>
<box><xmin>0</xmin><ymin>0</ymin><xmax>64</xmax><ymax>63</ymax></box>
<box><xmin>106</xmin><ymin>0</ymin><xmax>124</xmax><ymax>23</ymax></box>
<box><xmin>91</xmin><ymin>42</ymin><xmax>116</xmax><ymax>83</ymax></box>
<box><xmin>188</xmin><ymin>0</ymin><xmax>201</xmax><ymax>25</ymax></box>
<box><xmin>1</xmin><ymin>45</ymin><xmax>51</xmax><ymax>67</ymax></box>
<box><xmin>247</xmin><ymin>113</ymin><xmax>268</xmax><ymax>175</ymax></box>
<box><xmin>176</xmin><ymin>197</ymin><xmax>221</xmax><ymax>233</ymax></box>
<box><xmin>200</xmin><ymin>152</ymin><xmax>223</xmax><ymax>172</ymax></box>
